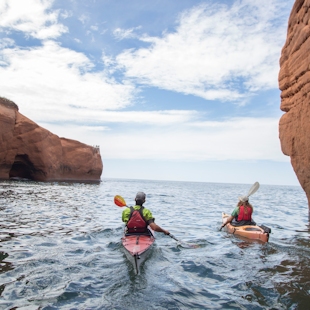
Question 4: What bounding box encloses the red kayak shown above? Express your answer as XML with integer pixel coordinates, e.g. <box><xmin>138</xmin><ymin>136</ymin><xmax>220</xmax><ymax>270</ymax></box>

<box><xmin>122</xmin><ymin>229</ymin><xmax>155</xmax><ymax>274</ymax></box>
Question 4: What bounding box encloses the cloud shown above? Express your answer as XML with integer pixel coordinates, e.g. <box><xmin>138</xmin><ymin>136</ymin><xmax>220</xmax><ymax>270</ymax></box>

<box><xmin>41</xmin><ymin>116</ymin><xmax>286</xmax><ymax>162</ymax></box>
<box><xmin>80</xmin><ymin>125</ymin><xmax>110</xmax><ymax>132</ymax></box>
<box><xmin>0</xmin><ymin>37</ymin><xmax>14</xmax><ymax>49</ymax></box>
<box><xmin>30</xmin><ymin>108</ymin><xmax>199</xmax><ymax>126</ymax></box>
<box><xmin>78</xmin><ymin>13</ymin><xmax>89</xmax><ymax>25</ymax></box>
<box><xmin>100</xmin><ymin>117</ymin><xmax>285</xmax><ymax>162</ymax></box>
<box><xmin>115</xmin><ymin>0</ymin><xmax>291</xmax><ymax>102</ymax></box>
<box><xmin>0</xmin><ymin>0</ymin><xmax>67</xmax><ymax>39</ymax></box>
<box><xmin>113</xmin><ymin>26</ymin><xmax>141</xmax><ymax>40</ymax></box>
<box><xmin>0</xmin><ymin>41</ymin><xmax>137</xmax><ymax>122</ymax></box>
<box><xmin>88</xmin><ymin>110</ymin><xmax>199</xmax><ymax>125</ymax></box>
<box><xmin>0</xmin><ymin>0</ymin><xmax>291</xmax><ymax>168</ymax></box>
<box><xmin>90</xmin><ymin>25</ymin><xmax>98</xmax><ymax>31</ymax></box>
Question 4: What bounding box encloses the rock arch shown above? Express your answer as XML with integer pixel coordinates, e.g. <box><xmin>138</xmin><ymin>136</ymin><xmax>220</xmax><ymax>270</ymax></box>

<box><xmin>9</xmin><ymin>154</ymin><xmax>36</xmax><ymax>180</ymax></box>
<box><xmin>1</xmin><ymin>100</ymin><xmax>103</xmax><ymax>182</ymax></box>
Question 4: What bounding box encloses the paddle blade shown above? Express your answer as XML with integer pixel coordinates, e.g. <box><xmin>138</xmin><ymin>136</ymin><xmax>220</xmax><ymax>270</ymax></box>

<box><xmin>114</xmin><ymin>195</ymin><xmax>127</xmax><ymax>207</ymax></box>
<box><xmin>247</xmin><ymin>182</ymin><xmax>260</xmax><ymax>197</ymax></box>
<box><xmin>168</xmin><ymin>234</ymin><xmax>199</xmax><ymax>249</ymax></box>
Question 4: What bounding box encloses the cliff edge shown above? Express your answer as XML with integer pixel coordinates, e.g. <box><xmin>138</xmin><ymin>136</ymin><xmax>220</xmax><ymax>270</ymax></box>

<box><xmin>279</xmin><ymin>0</ymin><xmax>310</xmax><ymax>205</ymax></box>
<box><xmin>0</xmin><ymin>97</ymin><xmax>103</xmax><ymax>182</ymax></box>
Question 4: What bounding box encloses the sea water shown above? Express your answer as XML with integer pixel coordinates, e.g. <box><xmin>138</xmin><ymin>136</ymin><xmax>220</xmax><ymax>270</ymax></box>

<box><xmin>0</xmin><ymin>178</ymin><xmax>309</xmax><ymax>309</ymax></box>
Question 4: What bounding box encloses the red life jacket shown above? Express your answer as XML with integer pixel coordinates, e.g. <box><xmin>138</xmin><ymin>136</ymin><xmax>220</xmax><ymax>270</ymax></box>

<box><xmin>237</xmin><ymin>205</ymin><xmax>252</xmax><ymax>221</ymax></box>
<box><xmin>126</xmin><ymin>206</ymin><xmax>148</xmax><ymax>233</ymax></box>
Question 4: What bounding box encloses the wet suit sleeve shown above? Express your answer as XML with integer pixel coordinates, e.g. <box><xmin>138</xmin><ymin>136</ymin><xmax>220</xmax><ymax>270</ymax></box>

<box><xmin>231</xmin><ymin>207</ymin><xmax>239</xmax><ymax>217</ymax></box>
<box><xmin>122</xmin><ymin>208</ymin><xmax>130</xmax><ymax>223</ymax></box>
<box><xmin>143</xmin><ymin>208</ymin><xmax>155</xmax><ymax>225</ymax></box>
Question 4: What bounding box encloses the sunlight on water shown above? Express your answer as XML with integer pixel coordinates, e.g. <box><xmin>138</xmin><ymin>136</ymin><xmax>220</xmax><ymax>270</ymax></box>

<box><xmin>0</xmin><ymin>179</ymin><xmax>309</xmax><ymax>309</ymax></box>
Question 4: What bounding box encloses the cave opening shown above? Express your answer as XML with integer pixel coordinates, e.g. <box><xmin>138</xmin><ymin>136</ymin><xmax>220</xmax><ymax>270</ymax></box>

<box><xmin>9</xmin><ymin>154</ymin><xmax>35</xmax><ymax>180</ymax></box>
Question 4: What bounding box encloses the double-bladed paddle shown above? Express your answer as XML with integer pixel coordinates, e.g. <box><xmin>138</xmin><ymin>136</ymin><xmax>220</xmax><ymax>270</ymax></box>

<box><xmin>246</xmin><ymin>181</ymin><xmax>260</xmax><ymax>198</ymax></box>
<box><xmin>167</xmin><ymin>233</ymin><xmax>199</xmax><ymax>249</ymax></box>
<box><xmin>219</xmin><ymin>182</ymin><xmax>260</xmax><ymax>231</ymax></box>
<box><xmin>114</xmin><ymin>195</ymin><xmax>128</xmax><ymax>207</ymax></box>
<box><xmin>114</xmin><ymin>195</ymin><xmax>199</xmax><ymax>249</ymax></box>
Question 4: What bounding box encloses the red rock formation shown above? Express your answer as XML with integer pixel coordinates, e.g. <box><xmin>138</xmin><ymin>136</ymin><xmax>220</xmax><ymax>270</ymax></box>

<box><xmin>279</xmin><ymin>0</ymin><xmax>310</xmax><ymax>205</ymax></box>
<box><xmin>0</xmin><ymin>97</ymin><xmax>102</xmax><ymax>182</ymax></box>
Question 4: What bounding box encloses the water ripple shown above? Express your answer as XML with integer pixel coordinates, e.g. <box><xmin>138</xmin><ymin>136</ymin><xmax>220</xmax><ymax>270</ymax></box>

<box><xmin>0</xmin><ymin>179</ymin><xmax>309</xmax><ymax>309</ymax></box>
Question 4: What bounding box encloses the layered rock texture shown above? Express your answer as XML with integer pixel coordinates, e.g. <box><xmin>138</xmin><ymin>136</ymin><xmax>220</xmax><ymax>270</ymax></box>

<box><xmin>0</xmin><ymin>97</ymin><xmax>102</xmax><ymax>182</ymax></box>
<box><xmin>279</xmin><ymin>0</ymin><xmax>310</xmax><ymax>205</ymax></box>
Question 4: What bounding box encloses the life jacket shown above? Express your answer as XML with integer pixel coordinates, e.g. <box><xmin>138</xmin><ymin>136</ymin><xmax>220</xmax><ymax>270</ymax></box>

<box><xmin>126</xmin><ymin>206</ymin><xmax>148</xmax><ymax>233</ymax></box>
<box><xmin>237</xmin><ymin>205</ymin><xmax>252</xmax><ymax>221</ymax></box>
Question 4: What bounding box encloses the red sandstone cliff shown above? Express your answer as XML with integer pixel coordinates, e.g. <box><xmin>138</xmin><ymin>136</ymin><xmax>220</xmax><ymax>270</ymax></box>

<box><xmin>0</xmin><ymin>97</ymin><xmax>102</xmax><ymax>182</ymax></box>
<box><xmin>279</xmin><ymin>0</ymin><xmax>310</xmax><ymax>206</ymax></box>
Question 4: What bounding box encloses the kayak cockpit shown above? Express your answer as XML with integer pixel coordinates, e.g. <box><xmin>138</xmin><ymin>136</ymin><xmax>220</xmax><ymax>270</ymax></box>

<box><xmin>243</xmin><ymin>227</ymin><xmax>263</xmax><ymax>231</ymax></box>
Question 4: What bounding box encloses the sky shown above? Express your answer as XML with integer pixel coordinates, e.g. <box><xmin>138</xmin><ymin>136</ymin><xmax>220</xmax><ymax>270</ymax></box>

<box><xmin>0</xmin><ymin>0</ymin><xmax>299</xmax><ymax>186</ymax></box>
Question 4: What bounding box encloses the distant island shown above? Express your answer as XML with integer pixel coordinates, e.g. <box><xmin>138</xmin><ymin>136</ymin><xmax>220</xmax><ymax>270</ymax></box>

<box><xmin>0</xmin><ymin>97</ymin><xmax>102</xmax><ymax>182</ymax></box>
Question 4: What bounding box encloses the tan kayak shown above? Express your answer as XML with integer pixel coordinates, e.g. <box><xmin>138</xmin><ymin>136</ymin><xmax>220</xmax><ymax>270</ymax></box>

<box><xmin>222</xmin><ymin>212</ymin><xmax>269</xmax><ymax>243</ymax></box>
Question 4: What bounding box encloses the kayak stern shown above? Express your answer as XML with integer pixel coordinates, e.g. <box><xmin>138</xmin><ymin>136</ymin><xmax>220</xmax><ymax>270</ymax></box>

<box><xmin>122</xmin><ymin>231</ymin><xmax>155</xmax><ymax>274</ymax></box>
<box><xmin>222</xmin><ymin>212</ymin><xmax>269</xmax><ymax>243</ymax></box>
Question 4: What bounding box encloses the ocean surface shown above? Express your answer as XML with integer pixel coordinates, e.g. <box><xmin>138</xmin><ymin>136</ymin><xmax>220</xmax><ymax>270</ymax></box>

<box><xmin>0</xmin><ymin>178</ymin><xmax>309</xmax><ymax>310</ymax></box>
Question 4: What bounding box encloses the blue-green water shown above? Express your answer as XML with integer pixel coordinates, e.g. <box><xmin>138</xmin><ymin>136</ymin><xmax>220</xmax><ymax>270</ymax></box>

<box><xmin>0</xmin><ymin>179</ymin><xmax>309</xmax><ymax>309</ymax></box>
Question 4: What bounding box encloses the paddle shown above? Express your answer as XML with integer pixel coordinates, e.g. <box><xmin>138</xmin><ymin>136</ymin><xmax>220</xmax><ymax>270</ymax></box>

<box><xmin>114</xmin><ymin>195</ymin><xmax>128</xmax><ymax>207</ymax></box>
<box><xmin>247</xmin><ymin>181</ymin><xmax>260</xmax><ymax>197</ymax></box>
<box><xmin>114</xmin><ymin>195</ymin><xmax>199</xmax><ymax>249</ymax></box>
<box><xmin>219</xmin><ymin>182</ymin><xmax>260</xmax><ymax>231</ymax></box>
<box><xmin>168</xmin><ymin>233</ymin><xmax>199</xmax><ymax>249</ymax></box>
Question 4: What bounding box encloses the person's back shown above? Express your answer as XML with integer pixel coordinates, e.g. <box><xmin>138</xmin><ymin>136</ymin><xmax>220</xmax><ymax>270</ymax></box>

<box><xmin>124</xmin><ymin>205</ymin><xmax>150</xmax><ymax>234</ymax></box>
<box><xmin>221</xmin><ymin>196</ymin><xmax>256</xmax><ymax>229</ymax></box>
<box><xmin>231</xmin><ymin>199</ymin><xmax>255</xmax><ymax>226</ymax></box>
<box><xmin>122</xmin><ymin>192</ymin><xmax>170</xmax><ymax>235</ymax></box>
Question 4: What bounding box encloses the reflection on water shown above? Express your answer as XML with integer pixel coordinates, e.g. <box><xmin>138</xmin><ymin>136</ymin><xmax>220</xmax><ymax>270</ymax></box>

<box><xmin>0</xmin><ymin>179</ymin><xmax>309</xmax><ymax>309</ymax></box>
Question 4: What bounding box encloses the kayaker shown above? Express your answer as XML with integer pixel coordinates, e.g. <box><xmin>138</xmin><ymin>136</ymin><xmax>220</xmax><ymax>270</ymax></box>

<box><xmin>122</xmin><ymin>192</ymin><xmax>170</xmax><ymax>235</ymax></box>
<box><xmin>221</xmin><ymin>195</ymin><xmax>256</xmax><ymax>229</ymax></box>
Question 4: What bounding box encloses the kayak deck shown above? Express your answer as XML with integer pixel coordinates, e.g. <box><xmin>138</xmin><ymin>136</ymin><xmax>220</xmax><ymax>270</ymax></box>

<box><xmin>222</xmin><ymin>212</ymin><xmax>269</xmax><ymax>242</ymax></box>
<box><xmin>122</xmin><ymin>234</ymin><xmax>155</xmax><ymax>256</ymax></box>
<box><xmin>122</xmin><ymin>230</ymin><xmax>155</xmax><ymax>274</ymax></box>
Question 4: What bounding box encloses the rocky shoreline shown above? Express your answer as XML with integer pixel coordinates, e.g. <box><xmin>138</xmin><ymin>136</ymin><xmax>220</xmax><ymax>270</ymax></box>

<box><xmin>0</xmin><ymin>97</ymin><xmax>102</xmax><ymax>182</ymax></box>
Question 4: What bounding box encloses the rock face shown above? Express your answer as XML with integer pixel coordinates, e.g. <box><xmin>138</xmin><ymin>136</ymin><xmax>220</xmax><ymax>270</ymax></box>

<box><xmin>0</xmin><ymin>97</ymin><xmax>102</xmax><ymax>182</ymax></box>
<box><xmin>279</xmin><ymin>0</ymin><xmax>310</xmax><ymax>206</ymax></box>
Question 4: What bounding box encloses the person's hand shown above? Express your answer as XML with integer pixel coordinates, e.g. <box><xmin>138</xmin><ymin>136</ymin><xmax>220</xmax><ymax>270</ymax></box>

<box><xmin>164</xmin><ymin>230</ymin><xmax>170</xmax><ymax>235</ymax></box>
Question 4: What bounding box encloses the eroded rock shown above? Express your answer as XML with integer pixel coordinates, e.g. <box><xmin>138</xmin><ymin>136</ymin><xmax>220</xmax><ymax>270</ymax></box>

<box><xmin>279</xmin><ymin>0</ymin><xmax>310</xmax><ymax>206</ymax></box>
<box><xmin>0</xmin><ymin>97</ymin><xmax>102</xmax><ymax>182</ymax></box>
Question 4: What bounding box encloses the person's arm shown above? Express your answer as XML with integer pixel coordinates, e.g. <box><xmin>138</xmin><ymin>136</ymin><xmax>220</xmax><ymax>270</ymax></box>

<box><xmin>221</xmin><ymin>215</ymin><xmax>234</xmax><ymax>229</ymax></box>
<box><xmin>143</xmin><ymin>208</ymin><xmax>170</xmax><ymax>235</ymax></box>
<box><xmin>122</xmin><ymin>208</ymin><xmax>130</xmax><ymax>223</ymax></box>
<box><xmin>221</xmin><ymin>207</ymin><xmax>239</xmax><ymax>229</ymax></box>
<box><xmin>149</xmin><ymin>222</ymin><xmax>170</xmax><ymax>235</ymax></box>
